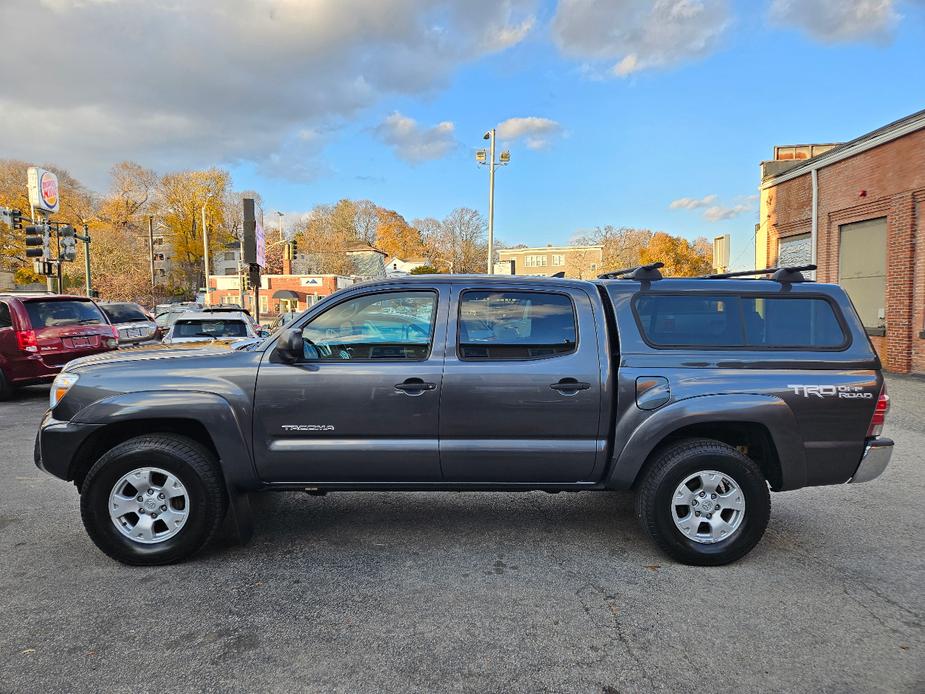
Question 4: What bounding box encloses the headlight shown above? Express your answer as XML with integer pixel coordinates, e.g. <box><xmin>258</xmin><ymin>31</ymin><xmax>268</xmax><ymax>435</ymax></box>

<box><xmin>50</xmin><ymin>372</ymin><xmax>79</xmax><ymax>409</ymax></box>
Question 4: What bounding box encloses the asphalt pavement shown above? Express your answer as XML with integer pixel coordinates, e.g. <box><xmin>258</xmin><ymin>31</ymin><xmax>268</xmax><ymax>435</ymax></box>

<box><xmin>0</xmin><ymin>377</ymin><xmax>922</xmax><ymax>693</ymax></box>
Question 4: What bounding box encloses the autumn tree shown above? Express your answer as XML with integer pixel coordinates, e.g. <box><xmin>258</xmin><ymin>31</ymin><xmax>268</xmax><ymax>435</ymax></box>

<box><xmin>575</xmin><ymin>226</ymin><xmax>655</xmax><ymax>272</ymax></box>
<box><xmin>416</xmin><ymin>208</ymin><xmax>486</xmax><ymax>274</ymax></box>
<box><xmin>157</xmin><ymin>168</ymin><xmax>231</xmax><ymax>289</ymax></box>
<box><xmin>0</xmin><ymin>159</ymin><xmax>95</xmax><ymax>280</ymax></box>
<box><xmin>639</xmin><ymin>232</ymin><xmax>713</xmax><ymax>276</ymax></box>
<box><xmin>375</xmin><ymin>208</ymin><xmax>425</xmax><ymax>260</ymax></box>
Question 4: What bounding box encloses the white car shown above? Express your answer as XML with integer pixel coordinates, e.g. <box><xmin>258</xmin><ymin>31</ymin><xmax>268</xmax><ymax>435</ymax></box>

<box><xmin>162</xmin><ymin>311</ymin><xmax>259</xmax><ymax>345</ymax></box>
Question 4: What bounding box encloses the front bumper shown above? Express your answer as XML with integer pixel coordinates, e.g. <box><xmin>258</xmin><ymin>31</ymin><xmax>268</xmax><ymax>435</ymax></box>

<box><xmin>34</xmin><ymin>410</ymin><xmax>102</xmax><ymax>481</ymax></box>
<box><xmin>849</xmin><ymin>437</ymin><xmax>894</xmax><ymax>484</ymax></box>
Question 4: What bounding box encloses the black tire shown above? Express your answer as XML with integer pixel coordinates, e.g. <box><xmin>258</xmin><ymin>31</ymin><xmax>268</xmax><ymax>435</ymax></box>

<box><xmin>635</xmin><ymin>438</ymin><xmax>771</xmax><ymax>566</ymax></box>
<box><xmin>80</xmin><ymin>434</ymin><xmax>227</xmax><ymax>566</ymax></box>
<box><xmin>0</xmin><ymin>370</ymin><xmax>13</xmax><ymax>401</ymax></box>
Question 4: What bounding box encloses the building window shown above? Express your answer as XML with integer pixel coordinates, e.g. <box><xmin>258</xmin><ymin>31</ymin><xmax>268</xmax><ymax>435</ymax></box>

<box><xmin>260</xmin><ymin>296</ymin><xmax>269</xmax><ymax>314</ymax></box>
<box><xmin>778</xmin><ymin>233</ymin><xmax>812</xmax><ymax>266</ymax></box>
<box><xmin>525</xmin><ymin>255</ymin><xmax>548</xmax><ymax>268</ymax></box>
<box><xmin>224</xmin><ymin>251</ymin><xmax>236</xmax><ymax>261</ymax></box>
<box><xmin>839</xmin><ymin>218</ymin><xmax>887</xmax><ymax>330</ymax></box>
<box><xmin>552</xmin><ymin>254</ymin><xmax>564</xmax><ymax>266</ymax></box>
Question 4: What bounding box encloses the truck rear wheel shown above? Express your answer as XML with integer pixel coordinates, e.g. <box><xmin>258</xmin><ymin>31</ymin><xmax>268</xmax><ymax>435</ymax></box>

<box><xmin>635</xmin><ymin>438</ymin><xmax>770</xmax><ymax>566</ymax></box>
<box><xmin>79</xmin><ymin>434</ymin><xmax>227</xmax><ymax>565</ymax></box>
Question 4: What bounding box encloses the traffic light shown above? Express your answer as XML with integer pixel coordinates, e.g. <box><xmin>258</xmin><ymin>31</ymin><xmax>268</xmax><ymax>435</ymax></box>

<box><xmin>242</xmin><ymin>273</ymin><xmax>251</xmax><ymax>291</ymax></box>
<box><xmin>289</xmin><ymin>238</ymin><xmax>298</xmax><ymax>258</ymax></box>
<box><xmin>25</xmin><ymin>224</ymin><xmax>49</xmax><ymax>258</ymax></box>
<box><xmin>58</xmin><ymin>225</ymin><xmax>77</xmax><ymax>261</ymax></box>
<box><xmin>10</xmin><ymin>209</ymin><xmax>22</xmax><ymax>230</ymax></box>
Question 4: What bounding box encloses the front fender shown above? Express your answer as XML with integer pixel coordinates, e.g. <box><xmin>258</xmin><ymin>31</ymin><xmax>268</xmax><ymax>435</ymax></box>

<box><xmin>605</xmin><ymin>393</ymin><xmax>806</xmax><ymax>491</ymax></box>
<box><xmin>73</xmin><ymin>391</ymin><xmax>258</xmax><ymax>491</ymax></box>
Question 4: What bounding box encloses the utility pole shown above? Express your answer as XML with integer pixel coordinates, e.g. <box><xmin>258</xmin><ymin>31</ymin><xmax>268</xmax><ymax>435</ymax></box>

<box><xmin>148</xmin><ymin>216</ymin><xmax>156</xmax><ymax>288</ymax></box>
<box><xmin>201</xmin><ymin>201</ymin><xmax>210</xmax><ymax>305</ymax></box>
<box><xmin>476</xmin><ymin>129</ymin><xmax>510</xmax><ymax>275</ymax></box>
<box><xmin>81</xmin><ymin>223</ymin><xmax>92</xmax><ymax>296</ymax></box>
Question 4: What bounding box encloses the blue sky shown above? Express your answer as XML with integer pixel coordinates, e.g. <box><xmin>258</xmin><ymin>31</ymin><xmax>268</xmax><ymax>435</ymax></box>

<box><xmin>3</xmin><ymin>0</ymin><xmax>923</xmax><ymax>270</ymax></box>
<box><xmin>231</xmin><ymin>0</ymin><xmax>924</xmax><ymax>268</ymax></box>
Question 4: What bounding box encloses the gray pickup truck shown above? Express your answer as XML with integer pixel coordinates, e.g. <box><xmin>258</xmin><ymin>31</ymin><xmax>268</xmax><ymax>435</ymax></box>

<box><xmin>35</xmin><ymin>264</ymin><xmax>893</xmax><ymax>566</ymax></box>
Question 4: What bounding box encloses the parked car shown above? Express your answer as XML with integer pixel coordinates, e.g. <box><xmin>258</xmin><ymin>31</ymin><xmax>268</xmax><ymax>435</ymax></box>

<box><xmin>35</xmin><ymin>265</ymin><xmax>892</xmax><ymax>566</ymax></box>
<box><xmin>0</xmin><ymin>293</ymin><xmax>118</xmax><ymax>399</ymax></box>
<box><xmin>98</xmin><ymin>302</ymin><xmax>159</xmax><ymax>345</ymax></box>
<box><xmin>161</xmin><ymin>310</ymin><xmax>260</xmax><ymax>345</ymax></box>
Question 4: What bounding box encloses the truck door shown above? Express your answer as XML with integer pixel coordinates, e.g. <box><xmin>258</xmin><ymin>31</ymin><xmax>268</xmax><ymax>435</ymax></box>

<box><xmin>439</xmin><ymin>284</ymin><xmax>604</xmax><ymax>483</ymax></box>
<box><xmin>253</xmin><ymin>286</ymin><xmax>447</xmax><ymax>483</ymax></box>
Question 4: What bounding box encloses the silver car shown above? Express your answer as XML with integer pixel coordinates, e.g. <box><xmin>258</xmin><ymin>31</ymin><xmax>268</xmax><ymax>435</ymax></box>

<box><xmin>98</xmin><ymin>302</ymin><xmax>159</xmax><ymax>345</ymax></box>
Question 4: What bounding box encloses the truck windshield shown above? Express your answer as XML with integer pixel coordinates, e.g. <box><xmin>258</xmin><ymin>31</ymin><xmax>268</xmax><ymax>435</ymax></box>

<box><xmin>101</xmin><ymin>303</ymin><xmax>148</xmax><ymax>323</ymax></box>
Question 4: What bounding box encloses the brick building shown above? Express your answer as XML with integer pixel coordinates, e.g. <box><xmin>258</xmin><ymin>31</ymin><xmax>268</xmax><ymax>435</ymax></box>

<box><xmin>496</xmin><ymin>244</ymin><xmax>604</xmax><ymax>279</ymax></box>
<box><xmin>209</xmin><ymin>274</ymin><xmax>354</xmax><ymax>319</ymax></box>
<box><xmin>756</xmin><ymin>110</ymin><xmax>925</xmax><ymax>373</ymax></box>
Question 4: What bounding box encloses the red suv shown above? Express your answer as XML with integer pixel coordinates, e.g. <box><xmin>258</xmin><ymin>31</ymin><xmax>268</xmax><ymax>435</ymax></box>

<box><xmin>0</xmin><ymin>293</ymin><xmax>119</xmax><ymax>399</ymax></box>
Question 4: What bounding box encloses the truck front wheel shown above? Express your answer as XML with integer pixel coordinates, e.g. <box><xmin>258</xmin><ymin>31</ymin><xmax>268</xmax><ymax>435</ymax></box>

<box><xmin>79</xmin><ymin>434</ymin><xmax>228</xmax><ymax>565</ymax></box>
<box><xmin>635</xmin><ymin>438</ymin><xmax>771</xmax><ymax>566</ymax></box>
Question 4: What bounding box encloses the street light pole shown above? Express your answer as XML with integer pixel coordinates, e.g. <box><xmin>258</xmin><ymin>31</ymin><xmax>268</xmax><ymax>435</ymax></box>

<box><xmin>477</xmin><ymin>129</ymin><xmax>510</xmax><ymax>275</ymax></box>
<box><xmin>486</xmin><ymin>128</ymin><xmax>496</xmax><ymax>275</ymax></box>
<box><xmin>148</xmin><ymin>215</ymin><xmax>156</xmax><ymax>289</ymax></box>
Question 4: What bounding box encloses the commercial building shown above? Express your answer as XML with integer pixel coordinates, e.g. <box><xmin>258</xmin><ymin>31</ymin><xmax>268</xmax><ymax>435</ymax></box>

<box><xmin>209</xmin><ymin>274</ymin><xmax>355</xmax><ymax>317</ymax></box>
<box><xmin>496</xmin><ymin>245</ymin><xmax>604</xmax><ymax>279</ymax></box>
<box><xmin>755</xmin><ymin>109</ymin><xmax>925</xmax><ymax>374</ymax></box>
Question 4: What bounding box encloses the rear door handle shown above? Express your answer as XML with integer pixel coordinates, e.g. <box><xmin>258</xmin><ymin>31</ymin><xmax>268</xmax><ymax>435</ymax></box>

<box><xmin>394</xmin><ymin>378</ymin><xmax>436</xmax><ymax>394</ymax></box>
<box><xmin>550</xmin><ymin>379</ymin><xmax>591</xmax><ymax>393</ymax></box>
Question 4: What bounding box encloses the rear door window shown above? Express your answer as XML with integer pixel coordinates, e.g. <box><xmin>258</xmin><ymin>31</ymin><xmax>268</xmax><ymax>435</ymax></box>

<box><xmin>25</xmin><ymin>300</ymin><xmax>106</xmax><ymax>328</ymax></box>
<box><xmin>458</xmin><ymin>291</ymin><xmax>577</xmax><ymax>360</ymax></box>
<box><xmin>0</xmin><ymin>302</ymin><xmax>11</xmax><ymax>329</ymax></box>
<box><xmin>634</xmin><ymin>294</ymin><xmax>846</xmax><ymax>349</ymax></box>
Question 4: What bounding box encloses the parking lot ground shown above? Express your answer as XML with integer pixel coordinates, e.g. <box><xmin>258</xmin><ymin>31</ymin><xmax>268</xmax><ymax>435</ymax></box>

<box><xmin>1</xmin><ymin>376</ymin><xmax>923</xmax><ymax>693</ymax></box>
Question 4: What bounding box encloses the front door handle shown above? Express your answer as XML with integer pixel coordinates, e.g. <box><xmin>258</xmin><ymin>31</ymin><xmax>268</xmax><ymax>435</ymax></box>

<box><xmin>394</xmin><ymin>378</ymin><xmax>436</xmax><ymax>394</ymax></box>
<box><xmin>550</xmin><ymin>378</ymin><xmax>591</xmax><ymax>393</ymax></box>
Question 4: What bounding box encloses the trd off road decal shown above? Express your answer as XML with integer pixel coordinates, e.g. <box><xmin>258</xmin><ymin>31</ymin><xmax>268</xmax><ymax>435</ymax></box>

<box><xmin>787</xmin><ymin>385</ymin><xmax>873</xmax><ymax>399</ymax></box>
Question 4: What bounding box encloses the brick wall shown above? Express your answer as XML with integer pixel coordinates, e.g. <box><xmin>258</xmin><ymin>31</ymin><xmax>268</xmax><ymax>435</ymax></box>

<box><xmin>761</xmin><ymin>128</ymin><xmax>925</xmax><ymax>373</ymax></box>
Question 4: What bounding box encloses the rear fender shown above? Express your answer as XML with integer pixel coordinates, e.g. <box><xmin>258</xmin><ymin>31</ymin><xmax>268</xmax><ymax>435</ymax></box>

<box><xmin>606</xmin><ymin>393</ymin><xmax>806</xmax><ymax>491</ymax></box>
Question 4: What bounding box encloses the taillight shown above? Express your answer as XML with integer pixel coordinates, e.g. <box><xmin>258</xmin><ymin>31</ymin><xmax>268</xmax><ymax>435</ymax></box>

<box><xmin>867</xmin><ymin>385</ymin><xmax>890</xmax><ymax>437</ymax></box>
<box><xmin>16</xmin><ymin>330</ymin><xmax>38</xmax><ymax>353</ymax></box>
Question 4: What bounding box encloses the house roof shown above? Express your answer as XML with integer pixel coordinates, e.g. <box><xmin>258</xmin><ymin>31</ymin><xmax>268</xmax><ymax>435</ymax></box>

<box><xmin>344</xmin><ymin>242</ymin><xmax>387</xmax><ymax>255</ymax></box>
<box><xmin>762</xmin><ymin>108</ymin><xmax>925</xmax><ymax>187</ymax></box>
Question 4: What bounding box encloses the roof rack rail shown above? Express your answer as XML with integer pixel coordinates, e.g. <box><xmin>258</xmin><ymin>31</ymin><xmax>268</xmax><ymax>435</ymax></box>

<box><xmin>597</xmin><ymin>261</ymin><xmax>664</xmax><ymax>281</ymax></box>
<box><xmin>699</xmin><ymin>264</ymin><xmax>816</xmax><ymax>282</ymax></box>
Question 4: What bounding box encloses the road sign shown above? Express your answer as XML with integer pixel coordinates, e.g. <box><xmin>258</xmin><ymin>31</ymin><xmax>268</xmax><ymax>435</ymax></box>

<box><xmin>27</xmin><ymin>167</ymin><xmax>60</xmax><ymax>214</ymax></box>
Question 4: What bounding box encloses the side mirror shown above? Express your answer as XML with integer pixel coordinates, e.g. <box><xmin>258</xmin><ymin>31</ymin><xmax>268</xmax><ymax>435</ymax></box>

<box><xmin>276</xmin><ymin>328</ymin><xmax>304</xmax><ymax>363</ymax></box>
<box><xmin>258</xmin><ymin>329</ymin><xmax>271</xmax><ymax>338</ymax></box>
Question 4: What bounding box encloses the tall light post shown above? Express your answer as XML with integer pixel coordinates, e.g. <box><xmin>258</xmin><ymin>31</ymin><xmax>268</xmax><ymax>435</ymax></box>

<box><xmin>201</xmin><ymin>193</ymin><xmax>212</xmax><ymax>305</ymax></box>
<box><xmin>476</xmin><ymin>129</ymin><xmax>510</xmax><ymax>274</ymax></box>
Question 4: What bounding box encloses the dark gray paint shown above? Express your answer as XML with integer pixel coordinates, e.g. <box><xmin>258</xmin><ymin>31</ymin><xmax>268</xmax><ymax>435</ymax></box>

<box><xmin>35</xmin><ymin>275</ymin><xmax>884</xmax><ymax>508</ymax></box>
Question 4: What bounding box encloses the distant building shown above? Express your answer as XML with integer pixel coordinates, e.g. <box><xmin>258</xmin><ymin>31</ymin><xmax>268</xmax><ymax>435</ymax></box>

<box><xmin>496</xmin><ymin>245</ymin><xmax>604</xmax><ymax>279</ymax></box>
<box><xmin>384</xmin><ymin>256</ymin><xmax>429</xmax><ymax>276</ymax></box>
<box><xmin>345</xmin><ymin>243</ymin><xmax>387</xmax><ymax>279</ymax></box>
<box><xmin>214</xmin><ymin>244</ymin><xmax>241</xmax><ymax>276</ymax></box>
<box><xmin>209</xmin><ymin>273</ymin><xmax>355</xmax><ymax>317</ymax></box>
<box><xmin>756</xmin><ymin>109</ymin><xmax>925</xmax><ymax>374</ymax></box>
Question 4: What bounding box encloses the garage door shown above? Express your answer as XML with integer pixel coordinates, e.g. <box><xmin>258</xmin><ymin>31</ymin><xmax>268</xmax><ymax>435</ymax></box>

<box><xmin>839</xmin><ymin>218</ymin><xmax>887</xmax><ymax>330</ymax></box>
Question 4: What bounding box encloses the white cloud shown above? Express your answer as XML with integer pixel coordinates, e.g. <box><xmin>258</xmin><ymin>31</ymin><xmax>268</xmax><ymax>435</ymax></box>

<box><xmin>496</xmin><ymin>116</ymin><xmax>563</xmax><ymax>149</ymax></box>
<box><xmin>552</xmin><ymin>0</ymin><xmax>731</xmax><ymax>77</ymax></box>
<box><xmin>768</xmin><ymin>0</ymin><xmax>900</xmax><ymax>43</ymax></box>
<box><xmin>374</xmin><ymin>112</ymin><xmax>457</xmax><ymax>163</ymax></box>
<box><xmin>0</xmin><ymin>0</ymin><xmax>536</xmax><ymax>185</ymax></box>
<box><xmin>671</xmin><ymin>193</ymin><xmax>753</xmax><ymax>221</ymax></box>
<box><xmin>669</xmin><ymin>193</ymin><xmax>717</xmax><ymax>209</ymax></box>
<box><xmin>703</xmin><ymin>204</ymin><xmax>751</xmax><ymax>221</ymax></box>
